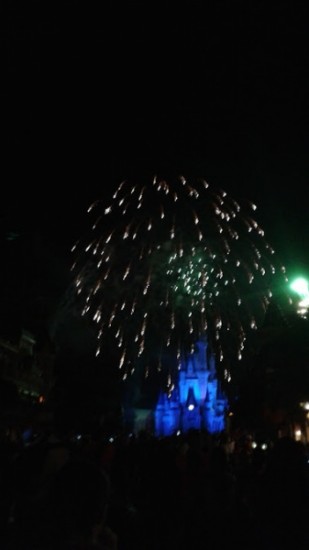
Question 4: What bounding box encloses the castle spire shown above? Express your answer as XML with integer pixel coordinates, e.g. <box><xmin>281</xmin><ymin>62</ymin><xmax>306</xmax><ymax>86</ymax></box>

<box><xmin>186</xmin><ymin>356</ymin><xmax>196</xmax><ymax>377</ymax></box>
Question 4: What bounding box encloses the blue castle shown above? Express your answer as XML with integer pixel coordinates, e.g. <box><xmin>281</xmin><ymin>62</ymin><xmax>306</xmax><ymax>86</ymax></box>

<box><xmin>154</xmin><ymin>339</ymin><xmax>228</xmax><ymax>437</ymax></box>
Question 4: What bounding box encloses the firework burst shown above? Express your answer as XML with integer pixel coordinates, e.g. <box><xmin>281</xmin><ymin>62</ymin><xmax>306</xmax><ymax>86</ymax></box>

<box><xmin>71</xmin><ymin>175</ymin><xmax>288</xmax><ymax>383</ymax></box>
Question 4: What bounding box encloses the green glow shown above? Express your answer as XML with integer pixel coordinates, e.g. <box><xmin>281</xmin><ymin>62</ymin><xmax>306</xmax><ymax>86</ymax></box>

<box><xmin>290</xmin><ymin>277</ymin><xmax>309</xmax><ymax>298</ymax></box>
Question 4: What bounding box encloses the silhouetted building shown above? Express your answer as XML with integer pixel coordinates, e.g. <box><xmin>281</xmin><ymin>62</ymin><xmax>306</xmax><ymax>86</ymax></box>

<box><xmin>0</xmin><ymin>328</ymin><xmax>54</xmax><ymax>403</ymax></box>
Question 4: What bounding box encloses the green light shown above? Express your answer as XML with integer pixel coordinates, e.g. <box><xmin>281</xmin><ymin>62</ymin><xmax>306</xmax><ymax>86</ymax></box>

<box><xmin>290</xmin><ymin>277</ymin><xmax>309</xmax><ymax>298</ymax></box>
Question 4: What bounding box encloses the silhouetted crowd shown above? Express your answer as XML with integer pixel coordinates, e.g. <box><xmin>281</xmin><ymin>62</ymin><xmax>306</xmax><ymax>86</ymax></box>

<box><xmin>1</xmin><ymin>419</ymin><xmax>309</xmax><ymax>549</ymax></box>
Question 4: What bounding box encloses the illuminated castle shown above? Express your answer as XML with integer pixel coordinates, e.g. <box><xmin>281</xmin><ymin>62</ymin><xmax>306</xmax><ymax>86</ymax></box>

<box><xmin>155</xmin><ymin>339</ymin><xmax>228</xmax><ymax>437</ymax></box>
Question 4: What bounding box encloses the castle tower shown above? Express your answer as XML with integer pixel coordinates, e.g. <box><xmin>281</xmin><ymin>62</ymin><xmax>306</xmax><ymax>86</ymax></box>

<box><xmin>155</xmin><ymin>387</ymin><xmax>181</xmax><ymax>437</ymax></box>
<box><xmin>154</xmin><ymin>338</ymin><xmax>228</xmax><ymax>436</ymax></box>
<box><xmin>182</xmin><ymin>386</ymin><xmax>201</xmax><ymax>432</ymax></box>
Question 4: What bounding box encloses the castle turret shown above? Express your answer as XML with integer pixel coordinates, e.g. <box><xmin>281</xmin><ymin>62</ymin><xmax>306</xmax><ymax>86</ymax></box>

<box><xmin>203</xmin><ymin>377</ymin><xmax>227</xmax><ymax>433</ymax></box>
<box><xmin>155</xmin><ymin>387</ymin><xmax>181</xmax><ymax>437</ymax></box>
<box><xmin>154</xmin><ymin>339</ymin><xmax>228</xmax><ymax>437</ymax></box>
<box><xmin>195</xmin><ymin>338</ymin><xmax>208</xmax><ymax>370</ymax></box>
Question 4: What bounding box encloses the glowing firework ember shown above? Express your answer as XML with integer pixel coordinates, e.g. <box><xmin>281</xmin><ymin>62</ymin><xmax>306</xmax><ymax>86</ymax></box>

<box><xmin>71</xmin><ymin>175</ymin><xmax>288</xmax><ymax>382</ymax></box>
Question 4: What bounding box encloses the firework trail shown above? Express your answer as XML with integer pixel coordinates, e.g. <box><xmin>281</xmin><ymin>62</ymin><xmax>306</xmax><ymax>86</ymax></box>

<box><xmin>71</xmin><ymin>175</ymin><xmax>288</xmax><ymax>383</ymax></box>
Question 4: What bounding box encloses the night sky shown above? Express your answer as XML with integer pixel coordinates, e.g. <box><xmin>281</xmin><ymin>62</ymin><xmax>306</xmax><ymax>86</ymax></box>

<box><xmin>2</xmin><ymin>1</ymin><xmax>309</xmax><ymax>340</ymax></box>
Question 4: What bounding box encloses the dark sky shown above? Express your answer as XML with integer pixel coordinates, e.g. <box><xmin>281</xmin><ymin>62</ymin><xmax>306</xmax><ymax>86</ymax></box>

<box><xmin>2</xmin><ymin>1</ymin><xmax>309</xmax><ymax>336</ymax></box>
